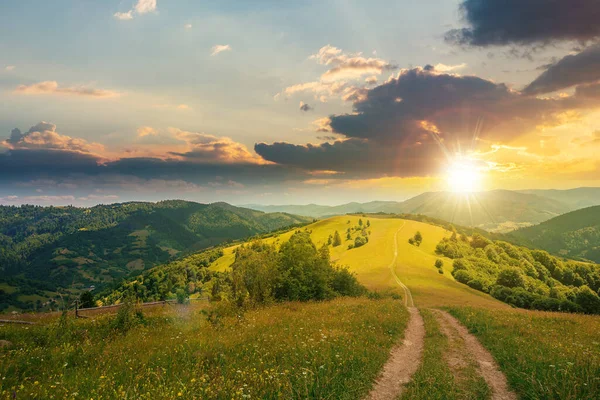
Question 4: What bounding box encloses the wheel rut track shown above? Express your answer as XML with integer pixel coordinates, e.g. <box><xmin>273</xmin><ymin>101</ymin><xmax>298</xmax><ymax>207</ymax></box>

<box><xmin>366</xmin><ymin>223</ymin><xmax>424</xmax><ymax>400</ymax></box>
<box><xmin>434</xmin><ymin>310</ymin><xmax>517</xmax><ymax>400</ymax></box>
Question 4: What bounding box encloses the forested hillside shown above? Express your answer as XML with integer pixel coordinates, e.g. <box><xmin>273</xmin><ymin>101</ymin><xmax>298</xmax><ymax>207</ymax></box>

<box><xmin>0</xmin><ymin>201</ymin><xmax>310</xmax><ymax>311</ymax></box>
<box><xmin>102</xmin><ymin>230</ymin><xmax>364</xmax><ymax>306</ymax></box>
<box><xmin>436</xmin><ymin>231</ymin><xmax>600</xmax><ymax>314</ymax></box>
<box><xmin>511</xmin><ymin>206</ymin><xmax>600</xmax><ymax>263</ymax></box>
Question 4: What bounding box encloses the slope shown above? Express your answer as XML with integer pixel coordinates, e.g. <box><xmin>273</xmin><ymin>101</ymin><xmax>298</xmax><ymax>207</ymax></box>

<box><xmin>511</xmin><ymin>205</ymin><xmax>600</xmax><ymax>263</ymax></box>
<box><xmin>0</xmin><ymin>201</ymin><xmax>310</xmax><ymax>311</ymax></box>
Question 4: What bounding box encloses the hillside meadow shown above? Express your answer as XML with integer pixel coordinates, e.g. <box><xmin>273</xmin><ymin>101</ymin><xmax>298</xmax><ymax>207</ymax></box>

<box><xmin>0</xmin><ymin>298</ymin><xmax>408</xmax><ymax>400</ymax></box>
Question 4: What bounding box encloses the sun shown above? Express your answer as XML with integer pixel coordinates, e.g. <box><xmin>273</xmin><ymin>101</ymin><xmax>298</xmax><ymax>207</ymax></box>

<box><xmin>445</xmin><ymin>160</ymin><xmax>483</xmax><ymax>193</ymax></box>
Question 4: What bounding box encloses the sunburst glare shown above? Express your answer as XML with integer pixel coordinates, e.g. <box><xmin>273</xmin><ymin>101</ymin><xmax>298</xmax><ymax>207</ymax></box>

<box><xmin>445</xmin><ymin>160</ymin><xmax>483</xmax><ymax>193</ymax></box>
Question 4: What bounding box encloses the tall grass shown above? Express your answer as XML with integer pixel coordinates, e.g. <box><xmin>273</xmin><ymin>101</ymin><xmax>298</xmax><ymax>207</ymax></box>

<box><xmin>448</xmin><ymin>307</ymin><xmax>600</xmax><ymax>400</ymax></box>
<box><xmin>0</xmin><ymin>298</ymin><xmax>408</xmax><ymax>399</ymax></box>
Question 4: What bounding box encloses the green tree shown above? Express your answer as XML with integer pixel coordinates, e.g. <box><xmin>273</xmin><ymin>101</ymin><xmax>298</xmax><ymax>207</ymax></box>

<box><xmin>496</xmin><ymin>268</ymin><xmax>525</xmax><ymax>289</ymax></box>
<box><xmin>79</xmin><ymin>291</ymin><xmax>95</xmax><ymax>309</ymax></box>
<box><xmin>358</xmin><ymin>219</ymin><xmax>363</xmax><ymax>227</ymax></box>
<box><xmin>332</xmin><ymin>231</ymin><xmax>342</xmax><ymax>247</ymax></box>
<box><xmin>414</xmin><ymin>231</ymin><xmax>423</xmax><ymax>246</ymax></box>
<box><xmin>434</xmin><ymin>259</ymin><xmax>443</xmax><ymax>269</ymax></box>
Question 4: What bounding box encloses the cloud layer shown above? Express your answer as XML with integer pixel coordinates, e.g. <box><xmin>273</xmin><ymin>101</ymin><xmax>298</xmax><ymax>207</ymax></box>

<box><xmin>445</xmin><ymin>0</ymin><xmax>600</xmax><ymax>46</ymax></box>
<box><xmin>14</xmin><ymin>81</ymin><xmax>120</xmax><ymax>98</ymax></box>
<box><xmin>259</xmin><ymin>67</ymin><xmax>600</xmax><ymax>178</ymax></box>
<box><xmin>524</xmin><ymin>44</ymin><xmax>600</xmax><ymax>95</ymax></box>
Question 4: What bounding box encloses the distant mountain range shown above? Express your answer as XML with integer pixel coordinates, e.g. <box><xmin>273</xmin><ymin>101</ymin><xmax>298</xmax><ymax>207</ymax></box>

<box><xmin>244</xmin><ymin>187</ymin><xmax>600</xmax><ymax>232</ymax></box>
<box><xmin>511</xmin><ymin>205</ymin><xmax>600</xmax><ymax>264</ymax></box>
<box><xmin>0</xmin><ymin>201</ymin><xmax>310</xmax><ymax>311</ymax></box>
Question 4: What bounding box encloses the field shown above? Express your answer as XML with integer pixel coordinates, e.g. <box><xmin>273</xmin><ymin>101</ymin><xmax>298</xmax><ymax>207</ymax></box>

<box><xmin>0</xmin><ymin>298</ymin><xmax>408</xmax><ymax>400</ymax></box>
<box><xmin>2</xmin><ymin>214</ymin><xmax>600</xmax><ymax>399</ymax></box>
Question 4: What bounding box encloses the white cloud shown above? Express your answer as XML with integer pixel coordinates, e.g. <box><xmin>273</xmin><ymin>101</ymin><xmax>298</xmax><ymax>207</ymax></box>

<box><xmin>114</xmin><ymin>0</ymin><xmax>156</xmax><ymax>21</ymax></box>
<box><xmin>433</xmin><ymin>63</ymin><xmax>467</xmax><ymax>72</ymax></box>
<box><xmin>211</xmin><ymin>44</ymin><xmax>232</xmax><ymax>56</ymax></box>
<box><xmin>113</xmin><ymin>10</ymin><xmax>133</xmax><ymax>20</ymax></box>
<box><xmin>184</xmin><ymin>23</ymin><xmax>192</xmax><ymax>29</ymax></box>
<box><xmin>135</xmin><ymin>0</ymin><xmax>157</xmax><ymax>14</ymax></box>
<box><xmin>279</xmin><ymin>45</ymin><xmax>396</xmax><ymax>102</ymax></box>
<box><xmin>5</xmin><ymin>65</ymin><xmax>16</xmax><ymax>71</ymax></box>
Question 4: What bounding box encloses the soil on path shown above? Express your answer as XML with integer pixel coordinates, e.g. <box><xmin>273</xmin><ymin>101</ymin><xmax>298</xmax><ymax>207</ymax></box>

<box><xmin>366</xmin><ymin>307</ymin><xmax>425</xmax><ymax>400</ymax></box>
<box><xmin>435</xmin><ymin>310</ymin><xmax>517</xmax><ymax>400</ymax></box>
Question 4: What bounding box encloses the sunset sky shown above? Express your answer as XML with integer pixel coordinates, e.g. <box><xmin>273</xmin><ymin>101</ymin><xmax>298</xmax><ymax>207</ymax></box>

<box><xmin>1</xmin><ymin>0</ymin><xmax>600</xmax><ymax>206</ymax></box>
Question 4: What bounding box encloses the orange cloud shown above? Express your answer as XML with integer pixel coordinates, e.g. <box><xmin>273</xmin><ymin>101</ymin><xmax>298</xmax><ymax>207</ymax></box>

<box><xmin>14</xmin><ymin>81</ymin><xmax>120</xmax><ymax>98</ymax></box>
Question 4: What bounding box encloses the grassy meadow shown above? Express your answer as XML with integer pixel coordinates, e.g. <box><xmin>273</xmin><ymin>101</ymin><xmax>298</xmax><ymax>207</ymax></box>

<box><xmin>448</xmin><ymin>307</ymin><xmax>600</xmax><ymax>400</ymax></box>
<box><xmin>0</xmin><ymin>298</ymin><xmax>408</xmax><ymax>400</ymax></box>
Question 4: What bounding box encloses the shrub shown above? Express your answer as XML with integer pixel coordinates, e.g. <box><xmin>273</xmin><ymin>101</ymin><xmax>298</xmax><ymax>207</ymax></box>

<box><xmin>575</xmin><ymin>285</ymin><xmax>600</xmax><ymax>314</ymax></box>
<box><xmin>453</xmin><ymin>269</ymin><xmax>472</xmax><ymax>284</ymax></box>
<box><xmin>176</xmin><ymin>288</ymin><xmax>188</xmax><ymax>304</ymax></box>
<box><xmin>354</xmin><ymin>236</ymin><xmax>368</xmax><ymax>248</ymax></box>
<box><xmin>79</xmin><ymin>291</ymin><xmax>95</xmax><ymax>309</ymax></box>
<box><xmin>496</xmin><ymin>268</ymin><xmax>525</xmax><ymax>289</ymax></box>
<box><xmin>434</xmin><ymin>259</ymin><xmax>444</xmax><ymax>269</ymax></box>
<box><xmin>452</xmin><ymin>258</ymin><xmax>470</xmax><ymax>272</ymax></box>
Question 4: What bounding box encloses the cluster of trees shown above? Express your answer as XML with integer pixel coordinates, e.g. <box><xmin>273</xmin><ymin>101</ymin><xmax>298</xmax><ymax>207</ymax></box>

<box><xmin>408</xmin><ymin>231</ymin><xmax>423</xmax><ymax>246</ymax></box>
<box><xmin>100</xmin><ymin>248</ymin><xmax>225</xmax><ymax>305</ymax></box>
<box><xmin>436</xmin><ymin>232</ymin><xmax>600</xmax><ymax>314</ymax></box>
<box><xmin>327</xmin><ymin>220</ymin><xmax>372</xmax><ymax>251</ymax></box>
<box><xmin>229</xmin><ymin>231</ymin><xmax>365</xmax><ymax>306</ymax></box>
<box><xmin>102</xmin><ymin>231</ymin><xmax>365</xmax><ymax>308</ymax></box>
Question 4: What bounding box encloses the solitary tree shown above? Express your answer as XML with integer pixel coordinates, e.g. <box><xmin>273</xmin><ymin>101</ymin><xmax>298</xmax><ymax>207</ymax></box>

<box><xmin>79</xmin><ymin>291</ymin><xmax>95</xmax><ymax>309</ymax></box>
<box><xmin>366</xmin><ymin>220</ymin><xmax>370</xmax><ymax>227</ymax></box>
<box><xmin>333</xmin><ymin>231</ymin><xmax>342</xmax><ymax>247</ymax></box>
<box><xmin>358</xmin><ymin>219</ymin><xmax>363</xmax><ymax>227</ymax></box>
<box><xmin>435</xmin><ymin>259</ymin><xmax>443</xmax><ymax>269</ymax></box>
<box><xmin>414</xmin><ymin>231</ymin><xmax>423</xmax><ymax>246</ymax></box>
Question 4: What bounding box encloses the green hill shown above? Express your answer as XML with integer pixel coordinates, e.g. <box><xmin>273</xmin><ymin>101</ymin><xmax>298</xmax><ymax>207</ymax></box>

<box><xmin>0</xmin><ymin>201</ymin><xmax>310</xmax><ymax>311</ymax></box>
<box><xmin>105</xmin><ymin>214</ymin><xmax>600</xmax><ymax>314</ymax></box>
<box><xmin>511</xmin><ymin>206</ymin><xmax>600</xmax><ymax>263</ymax></box>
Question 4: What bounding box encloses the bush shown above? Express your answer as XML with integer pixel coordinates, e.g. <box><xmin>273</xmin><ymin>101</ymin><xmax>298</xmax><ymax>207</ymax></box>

<box><xmin>467</xmin><ymin>279</ymin><xmax>485</xmax><ymax>291</ymax></box>
<box><xmin>176</xmin><ymin>288</ymin><xmax>188</xmax><ymax>304</ymax></box>
<box><xmin>453</xmin><ymin>269</ymin><xmax>472</xmax><ymax>284</ymax></box>
<box><xmin>79</xmin><ymin>291</ymin><xmax>95</xmax><ymax>309</ymax></box>
<box><xmin>575</xmin><ymin>286</ymin><xmax>600</xmax><ymax>314</ymax></box>
<box><xmin>452</xmin><ymin>258</ymin><xmax>470</xmax><ymax>272</ymax></box>
<box><xmin>112</xmin><ymin>300</ymin><xmax>144</xmax><ymax>334</ymax></box>
<box><xmin>354</xmin><ymin>236</ymin><xmax>368</xmax><ymax>249</ymax></box>
<box><xmin>496</xmin><ymin>268</ymin><xmax>525</xmax><ymax>289</ymax></box>
<box><xmin>434</xmin><ymin>259</ymin><xmax>443</xmax><ymax>269</ymax></box>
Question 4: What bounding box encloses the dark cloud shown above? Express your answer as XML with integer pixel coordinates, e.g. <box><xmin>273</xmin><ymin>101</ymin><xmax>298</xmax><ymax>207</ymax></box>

<box><xmin>524</xmin><ymin>44</ymin><xmax>600</xmax><ymax>95</ymax></box>
<box><xmin>329</xmin><ymin>68</ymin><xmax>568</xmax><ymax>143</ymax></box>
<box><xmin>445</xmin><ymin>0</ymin><xmax>600</xmax><ymax>47</ymax></box>
<box><xmin>256</xmin><ymin>67</ymin><xmax>599</xmax><ymax>178</ymax></box>
<box><xmin>255</xmin><ymin>139</ymin><xmax>439</xmax><ymax>178</ymax></box>
<box><xmin>575</xmin><ymin>82</ymin><xmax>600</xmax><ymax>99</ymax></box>
<box><xmin>299</xmin><ymin>102</ymin><xmax>313</xmax><ymax>112</ymax></box>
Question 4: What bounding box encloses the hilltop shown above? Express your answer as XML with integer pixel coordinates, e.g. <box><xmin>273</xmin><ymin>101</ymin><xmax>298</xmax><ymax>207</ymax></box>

<box><xmin>511</xmin><ymin>205</ymin><xmax>600</xmax><ymax>263</ymax></box>
<box><xmin>0</xmin><ymin>201</ymin><xmax>311</xmax><ymax>311</ymax></box>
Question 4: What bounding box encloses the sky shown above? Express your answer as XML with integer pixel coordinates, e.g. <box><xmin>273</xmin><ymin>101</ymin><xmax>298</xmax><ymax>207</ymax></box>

<box><xmin>1</xmin><ymin>0</ymin><xmax>600</xmax><ymax>206</ymax></box>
